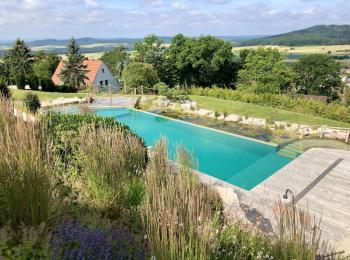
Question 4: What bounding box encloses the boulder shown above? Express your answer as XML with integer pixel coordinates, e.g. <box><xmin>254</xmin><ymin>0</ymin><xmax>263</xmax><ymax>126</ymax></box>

<box><xmin>242</xmin><ymin>117</ymin><xmax>266</xmax><ymax>127</ymax></box>
<box><xmin>140</xmin><ymin>96</ymin><xmax>150</xmax><ymax>102</ymax></box>
<box><xmin>224</xmin><ymin>114</ymin><xmax>241</xmax><ymax>122</ymax></box>
<box><xmin>196</xmin><ymin>109</ymin><xmax>213</xmax><ymax>117</ymax></box>
<box><xmin>180</xmin><ymin>101</ymin><xmax>198</xmax><ymax>111</ymax></box>
<box><xmin>217</xmin><ymin>115</ymin><xmax>225</xmax><ymax>120</ymax></box>
<box><xmin>157</xmin><ymin>99</ymin><xmax>170</xmax><ymax>107</ymax></box>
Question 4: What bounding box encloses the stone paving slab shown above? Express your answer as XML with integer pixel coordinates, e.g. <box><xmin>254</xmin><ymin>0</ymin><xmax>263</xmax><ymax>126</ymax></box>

<box><xmin>91</xmin><ymin>97</ymin><xmax>139</xmax><ymax>107</ymax></box>
<box><xmin>197</xmin><ymin>148</ymin><xmax>350</xmax><ymax>252</ymax></box>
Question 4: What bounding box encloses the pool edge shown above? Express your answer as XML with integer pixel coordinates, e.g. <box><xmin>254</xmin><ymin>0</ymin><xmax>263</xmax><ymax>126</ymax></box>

<box><xmin>131</xmin><ymin>108</ymin><xmax>279</xmax><ymax>147</ymax></box>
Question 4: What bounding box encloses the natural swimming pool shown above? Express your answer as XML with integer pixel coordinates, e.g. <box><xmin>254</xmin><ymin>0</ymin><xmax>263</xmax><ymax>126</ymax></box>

<box><xmin>55</xmin><ymin>106</ymin><xmax>293</xmax><ymax>190</ymax></box>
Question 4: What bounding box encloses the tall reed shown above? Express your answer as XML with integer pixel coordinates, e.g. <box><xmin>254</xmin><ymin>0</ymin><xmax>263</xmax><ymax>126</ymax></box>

<box><xmin>142</xmin><ymin>139</ymin><xmax>222</xmax><ymax>260</ymax></box>
<box><xmin>76</xmin><ymin>125</ymin><xmax>147</xmax><ymax>214</ymax></box>
<box><xmin>272</xmin><ymin>200</ymin><xmax>322</xmax><ymax>259</ymax></box>
<box><xmin>0</xmin><ymin>97</ymin><xmax>52</xmax><ymax>228</ymax></box>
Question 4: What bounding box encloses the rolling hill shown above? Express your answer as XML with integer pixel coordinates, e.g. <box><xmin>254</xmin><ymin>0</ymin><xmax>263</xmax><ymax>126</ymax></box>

<box><xmin>239</xmin><ymin>25</ymin><xmax>350</xmax><ymax>46</ymax></box>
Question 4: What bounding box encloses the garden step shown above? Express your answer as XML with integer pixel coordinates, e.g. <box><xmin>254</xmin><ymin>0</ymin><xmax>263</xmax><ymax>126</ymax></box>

<box><xmin>277</xmin><ymin>150</ymin><xmax>300</xmax><ymax>159</ymax></box>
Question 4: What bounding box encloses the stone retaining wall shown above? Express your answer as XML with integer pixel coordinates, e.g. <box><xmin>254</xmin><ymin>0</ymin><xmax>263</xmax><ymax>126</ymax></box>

<box><xmin>146</xmin><ymin>97</ymin><xmax>350</xmax><ymax>144</ymax></box>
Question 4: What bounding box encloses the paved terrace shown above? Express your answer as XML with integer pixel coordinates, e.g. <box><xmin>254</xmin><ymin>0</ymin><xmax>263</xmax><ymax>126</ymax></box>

<box><xmin>198</xmin><ymin>148</ymin><xmax>350</xmax><ymax>252</ymax></box>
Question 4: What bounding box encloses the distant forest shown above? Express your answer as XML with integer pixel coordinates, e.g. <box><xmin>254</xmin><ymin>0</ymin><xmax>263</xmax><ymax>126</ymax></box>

<box><xmin>239</xmin><ymin>25</ymin><xmax>350</xmax><ymax>46</ymax></box>
<box><xmin>0</xmin><ymin>36</ymin><xmax>263</xmax><ymax>57</ymax></box>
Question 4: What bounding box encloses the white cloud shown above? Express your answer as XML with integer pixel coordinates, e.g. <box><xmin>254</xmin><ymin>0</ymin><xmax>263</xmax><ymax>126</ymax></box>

<box><xmin>0</xmin><ymin>0</ymin><xmax>349</xmax><ymax>39</ymax></box>
<box><xmin>85</xmin><ymin>0</ymin><xmax>98</xmax><ymax>7</ymax></box>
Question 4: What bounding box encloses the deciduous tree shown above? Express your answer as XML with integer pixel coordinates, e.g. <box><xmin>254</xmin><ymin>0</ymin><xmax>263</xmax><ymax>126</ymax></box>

<box><xmin>122</xmin><ymin>62</ymin><xmax>159</xmax><ymax>92</ymax></box>
<box><xmin>238</xmin><ymin>47</ymin><xmax>294</xmax><ymax>94</ymax></box>
<box><xmin>101</xmin><ymin>46</ymin><xmax>129</xmax><ymax>79</ymax></box>
<box><xmin>294</xmin><ymin>54</ymin><xmax>342</xmax><ymax>98</ymax></box>
<box><xmin>168</xmin><ymin>35</ymin><xmax>239</xmax><ymax>88</ymax></box>
<box><xmin>134</xmin><ymin>35</ymin><xmax>177</xmax><ymax>86</ymax></box>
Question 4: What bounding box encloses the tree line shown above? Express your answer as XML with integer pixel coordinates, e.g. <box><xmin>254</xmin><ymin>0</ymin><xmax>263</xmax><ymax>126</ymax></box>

<box><xmin>0</xmin><ymin>35</ymin><xmax>346</xmax><ymax>102</ymax></box>
<box><xmin>0</xmin><ymin>39</ymin><xmax>59</xmax><ymax>91</ymax></box>
<box><xmin>103</xmin><ymin>34</ymin><xmax>344</xmax><ymax>100</ymax></box>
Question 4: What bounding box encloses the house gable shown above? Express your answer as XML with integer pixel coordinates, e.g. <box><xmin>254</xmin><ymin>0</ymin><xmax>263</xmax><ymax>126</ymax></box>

<box><xmin>51</xmin><ymin>59</ymin><xmax>120</xmax><ymax>90</ymax></box>
<box><xmin>92</xmin><ymin>62</ymin><xmax>119</xmax><ymax>89</ymax></box>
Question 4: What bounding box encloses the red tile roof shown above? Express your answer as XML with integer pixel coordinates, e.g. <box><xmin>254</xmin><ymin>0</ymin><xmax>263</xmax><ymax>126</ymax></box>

<box><xmin>52</xmin><ymin>59</ymin><xmax>103</xmax><ymax>86</ymax></box>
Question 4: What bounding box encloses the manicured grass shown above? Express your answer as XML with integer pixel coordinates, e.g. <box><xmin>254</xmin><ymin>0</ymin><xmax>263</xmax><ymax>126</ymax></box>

<box><xmin>190</xmin><ymin>95</ymin><xmax>350</xmax><ymax>128</ymax></box>
<box><xmin>11</xmin><ymin>89</ymin><xmax>88</xmax><ymax>101</ymax></box>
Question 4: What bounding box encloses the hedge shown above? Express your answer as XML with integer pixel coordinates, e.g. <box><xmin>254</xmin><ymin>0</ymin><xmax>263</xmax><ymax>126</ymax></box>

<box><xmin>190</xmin><ymin>87</ymin><xmax>350</xmax><ymax>123</ymax></box>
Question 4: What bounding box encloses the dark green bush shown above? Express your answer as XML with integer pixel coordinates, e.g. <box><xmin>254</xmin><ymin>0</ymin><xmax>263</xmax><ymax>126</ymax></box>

<box><xmin>165</xmin><ymin>88</ymin><xmax>189</xmax><ymax>101</ymax></box>
<box><xmin>24</xmin><ymin>92</ymin><xmax>41</xmax><ymax>114</ymax></box>
<box><xmin>15</xmin><ymin>74</ymin><xmax>26</xmax><ymax>89</ymax></box>
<box><xmin>56</xmin><ymin>84</ymin><xmax>78</xmax><ymax>93</ymax></box>
<box><xmin>41</xmin><ymin>112</ymin><xmax>147</xmax><ymax>176</ymax></box>
<box><xmin>39</xmin><ymin>77</ymin><xmax>56</xmax><ymax>92</ymax></box>
<box><xmin>190</xmin><ymin>87</ymin><xmax>350</xmax><ymax>123</ymax></box>
<box><xmin>27</xmin><ymin>73</ymin><xmax>39</xmax><ymax>90</ymax></box>
<box><xmin>153</xmin><ymin>82</ymin><xmax>169</xmax><ymax>95</ymax></box>
<box><xmin>0</xmin><ymin>79</ymin><xmax>10</xmax><ymax>98</ymax></box>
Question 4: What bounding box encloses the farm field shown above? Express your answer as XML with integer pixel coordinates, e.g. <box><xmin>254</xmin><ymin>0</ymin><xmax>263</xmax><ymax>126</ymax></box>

<box><xmin>233</xmin><ymin>44</ymin><xmax>350</xmax><ymax>65</ymax></box>
<box><xmin>59</xmin><ymin>52</ymin><xmax>104</xmax><ymax>59</ymax></box>
<box><xmin>233</xmin><ymin>44</ymin><xmax>350</xmax><ymax>55</ymax></box>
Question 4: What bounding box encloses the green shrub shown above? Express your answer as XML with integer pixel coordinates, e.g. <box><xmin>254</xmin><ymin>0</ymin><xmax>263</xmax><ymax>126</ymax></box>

<box><xmin>344</xmin><ymin>86</ymin><xmax>350</xmax><ymax>105</ymax></box>
<box><xmin>190</xmin><ymin>87</ymin><xmax>350</xmax><ymax>123</ymax></box>
<box><xmin>27</xmin><ymin>73</ymin><xmax>39</xmax><ymax>90</ymax></box>
<box><xmin>214</xmin><ymin>110</ymin><xmax>220</xmax><ymax>118</ymax></box>
<box><xmin>39</xmin><ymin>77</ymin><xmax>55</xmax><ymax>92</ymax></box>
<box><xmin>0</xmin><ymin>98</ymin><xmax>51</xmax><ymax>228</ymax></box>
<box><xmin>0</xmin><ymin>80</ymin><xmax>10</xmax><ymax>99</ymax></box>
<box><xmin>41</xmin><ymin>112</ymin><xmax>147</xmax><ymax>197</ymax></box>
<box><xmin>213</xmin><ymin>223</ymin><xmax>271</xmax><ymax>259</ymax></box>
<box><xmin>76</xmin><ymin>126</ymin><xmax>147</xmax><ymax>216</ymax></box>
<box><xmin>165</xmin><ymin>88</ymin><xmax>189</xmax><ymax>101</ymax></box>
<box><xmin>56</xmin><ymin>84</ymin><xmax>78</xmax><ymax>93</ymax></box>
<box><xmin>0</xmin><ymin>225</ymin><xmax>50</xmax><ymax>259</ymax></box>
<box><xmin>271</xmin><ymin>201</ymin><xmax>321</xmax><ymax>259</ymax></box>
<box><xmin>24</xmin><ymin>92</ymin><xmax>41</xmax><ymax>114</ymax></box>
<box><xmin>143</xmin><ymin>140</ymin><xmax>223</xmax><ymax>259</ymax></box>
<box><xmin>15</xmin><ymin>74</ymin><xmax>26</xmax><ymax>89</ymax></box>
<box><xmin>153</xmin><ymin>82</ymin><xmax>169</xmax><ymax>95</ymax></box>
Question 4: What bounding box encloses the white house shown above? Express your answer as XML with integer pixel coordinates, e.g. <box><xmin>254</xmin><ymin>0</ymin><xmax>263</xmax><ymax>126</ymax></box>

<box><xmin>52</xmin><ymin>59</ymin><xmax>120</xmax><ymax>91</ymax></box>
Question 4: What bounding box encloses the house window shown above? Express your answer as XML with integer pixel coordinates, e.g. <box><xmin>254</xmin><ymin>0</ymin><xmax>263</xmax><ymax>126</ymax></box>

<box><xmin>105</xmin><ymin>80</ymin><xmax>109</xmax><ymax>86</ymax></box>
<box><xmin>100</xmin><ymin>81</ymin><xmax>103</xmax><ymax>86</ymax></box>
<box><xmin>102</xmin><ymin>68</ymin><xmax>105</xmax><ymax>73</ymax></box>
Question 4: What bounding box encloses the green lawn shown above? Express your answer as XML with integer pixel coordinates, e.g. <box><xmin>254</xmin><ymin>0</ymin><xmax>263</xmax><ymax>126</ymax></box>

<box><xmin>190</xmin><ymin>95</ymin><xmax>350</xmax><ymax>128</ymax></box>
<box><xmin>11</xmin><ymin>89</ymin><xmax>88</xmax><ymax>101</ymax></box>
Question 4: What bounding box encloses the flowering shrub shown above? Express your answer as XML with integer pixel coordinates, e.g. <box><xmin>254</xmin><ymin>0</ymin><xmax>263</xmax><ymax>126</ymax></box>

<box><xmin>190</xmin><ymin>87</ymin><xmax>350</xmax><ymax>123</ymax></box>
<box><xmin>51</xmin><ymin>220</ymin><xmax>147</xmax><ymax>260</ymax></box>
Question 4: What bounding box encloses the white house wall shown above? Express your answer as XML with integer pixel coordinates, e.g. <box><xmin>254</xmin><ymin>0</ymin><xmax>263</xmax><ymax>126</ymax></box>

<box><xmin>92</xmin><ymin>63</ymin><xmax>120</xmax><ymax>90</ymax></box>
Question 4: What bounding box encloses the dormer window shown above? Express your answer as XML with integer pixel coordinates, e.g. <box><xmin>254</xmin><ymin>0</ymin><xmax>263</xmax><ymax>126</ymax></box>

<box><xmin>102</xmin><ymin>68</ymin><xmax>105</xmax><ymax>73</ymax></box>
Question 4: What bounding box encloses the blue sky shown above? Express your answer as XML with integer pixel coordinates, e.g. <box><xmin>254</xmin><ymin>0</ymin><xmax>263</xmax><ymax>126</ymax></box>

<box><xmin>0</xmin><ymin>0</ymin><xmax>349</xmax><ymax>40</ymax></box>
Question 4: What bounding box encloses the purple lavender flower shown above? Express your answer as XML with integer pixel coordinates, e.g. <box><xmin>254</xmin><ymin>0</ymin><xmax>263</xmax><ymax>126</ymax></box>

<box><xmin>51</xmin><ymin>220</ymin><xmax>147</xmax><ymax>259</ymax></box>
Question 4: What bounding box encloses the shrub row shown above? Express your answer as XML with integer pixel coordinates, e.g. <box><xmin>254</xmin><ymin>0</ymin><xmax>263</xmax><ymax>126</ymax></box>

<box><xmin>190</xmin><ymin>87</ymin><xmax>350</xmax><ymax>123</ymax></box>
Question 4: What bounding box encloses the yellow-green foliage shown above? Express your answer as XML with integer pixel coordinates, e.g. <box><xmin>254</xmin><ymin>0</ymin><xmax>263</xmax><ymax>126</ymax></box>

<box><xmin>0</xmin><ymin>98</ymin><xmax>52</xmax><ymax>228</ymax></box>
<box><xmin>272</xmin><ymin>201</ymin><xmax>321</xmax><ymax>259</ymax></box>
<box><xmin>76</xmin><ymin>126</ymin><xmax>147</xmax><ymax>214</ymax></box>
<box><xmin>191</xmin><ymin>87</ymin><xmax>350</xmax><ymax>123</ymax></box>
<box><xmin>142</xmin><ymin>140</ymin><xmax>223</xmax><ymax>260</ymax></box>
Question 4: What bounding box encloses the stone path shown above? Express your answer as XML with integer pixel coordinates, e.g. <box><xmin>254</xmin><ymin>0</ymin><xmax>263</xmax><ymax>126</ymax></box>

<box><xmin>91</xmin><ymin>97</ymin><xmax>139</xmax><ymax>107</ymax></box>
<box><xmin>197</xmin><ymin>148</ymin><xmax>350</xmax><ymax>252</ymax></box>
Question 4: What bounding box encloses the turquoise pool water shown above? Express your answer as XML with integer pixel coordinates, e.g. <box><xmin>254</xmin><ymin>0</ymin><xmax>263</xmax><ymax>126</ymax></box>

<box><xmin>56</xmin><ymin>106</ymin><xmax>292</xmax><ymax>190</ymax></box>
